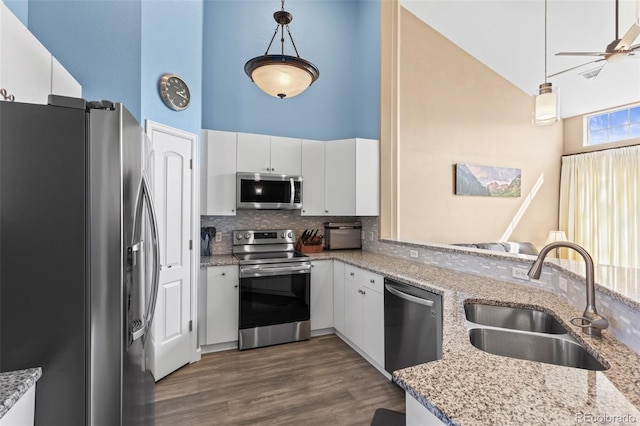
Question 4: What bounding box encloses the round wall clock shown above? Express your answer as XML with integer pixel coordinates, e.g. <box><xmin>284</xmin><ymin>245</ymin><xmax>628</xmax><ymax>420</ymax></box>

<box><xmin>159</xmin><ymin>73</ymin><xmax>190</xmax><ymax>111</ymax></box>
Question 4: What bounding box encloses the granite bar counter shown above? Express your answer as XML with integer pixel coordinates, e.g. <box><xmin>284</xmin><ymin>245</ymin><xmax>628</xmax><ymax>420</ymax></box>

<box><xmin>0</xmin><ymin>368</ymin><xmax>41</xmax><ymax>419</ymax></box>
<box><xmin>327</xmin><ymin>251</ymin><xmax>640</xmax><ymax>425</ymax></box>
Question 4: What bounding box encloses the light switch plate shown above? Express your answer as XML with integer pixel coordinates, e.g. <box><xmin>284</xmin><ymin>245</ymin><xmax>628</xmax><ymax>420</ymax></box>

<box><xmin>410</xmin><ymin>250</ymin><xmax>419</xmax><ymax>258</ymax></box>
<box><xmin>512</xmin><ymin>267</ymin><xmax>530</xmax><ymax>281</ymax></box>
<box><xmin>215</xmin><ymin>232</ymin><xmax>222</xmax><ymax>243</ymax></box>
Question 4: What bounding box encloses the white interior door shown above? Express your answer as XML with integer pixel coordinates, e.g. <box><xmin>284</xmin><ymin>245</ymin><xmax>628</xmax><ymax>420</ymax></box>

<box><xmin>145</xmin><ymin>121</ymin><xmax>195</xmax><ymax>381</ymax></box>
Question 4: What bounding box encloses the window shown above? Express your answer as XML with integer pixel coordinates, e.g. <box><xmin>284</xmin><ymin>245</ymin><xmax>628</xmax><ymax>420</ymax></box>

<box><xmin>585</xmin><ymin>104</ymin><xmax>640</xmax><ymax>146</ymax></box>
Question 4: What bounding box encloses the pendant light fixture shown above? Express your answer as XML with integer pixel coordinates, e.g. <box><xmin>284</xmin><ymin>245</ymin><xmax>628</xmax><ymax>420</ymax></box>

<box><xmin>245</xmin><ymin>0</ymin><xmax>319</xmax><ymax>99</ymax></box>
<box><xmin>533</xmin><ymin>0</ymin><xmax>559</xmax><ymax>125</ymax></box>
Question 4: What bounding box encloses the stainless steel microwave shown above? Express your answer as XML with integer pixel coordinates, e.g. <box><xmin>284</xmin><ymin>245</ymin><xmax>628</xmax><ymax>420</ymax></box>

<box><xmin>236</xmin><ymin>172</ymin><xmax>303</xmax><ymax>210</ymax></box>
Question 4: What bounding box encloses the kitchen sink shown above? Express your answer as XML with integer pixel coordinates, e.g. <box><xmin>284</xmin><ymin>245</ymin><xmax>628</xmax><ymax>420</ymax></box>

<box><xmin>464</xmin><ymin>303</ymin><xmax>568</xmax><ymax>334</ymax></box>
<box><xmin>463</xmin><ymin>302</ymin><xmax>608</xmax><ymax>371</ymax></box>
<box><xmin>467</xmin><ymin>328</ymin><xmax>608</xmax><ymax>371</ymax></box>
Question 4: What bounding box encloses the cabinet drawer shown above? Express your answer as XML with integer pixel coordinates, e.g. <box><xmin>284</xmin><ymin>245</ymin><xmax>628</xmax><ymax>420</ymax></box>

<box><xmin>208</xmin><ymin>265</ymin><xmax>238</xmax><ymax>282</ymax></box>
<box><xmin>344</xmin><ymin>264</ymin><xmax>383</xmax><ymax>294</ymax></box>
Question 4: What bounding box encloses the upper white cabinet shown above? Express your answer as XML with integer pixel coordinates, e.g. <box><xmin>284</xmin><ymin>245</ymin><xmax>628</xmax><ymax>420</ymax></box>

<box><xmin>0</xmin><ymin>2</ymin><xmax>81</xmax><ymax>104</ymax></box>
<box><xmin>325</xmin><ymin>139</ymin><xmax>356</xmax><ymax>216</ymax></box>
<box><xmin>236</xmin><ymin>132</ymin><xmax>271</xmax><ymax>173</ymax></box>
<box><xmin>201</xmin><ymin>130</ymin><xmax>237</xmax><ymax>216</ymax></box>
<box><xmin>236</xmin><ymin>132</ymin><xmax>301</xmax><ymax>175</ymax></box>
<box><xmin>51</xmin><ymin>57</ymin><xmax>82</xmax><ymax>98</ymax></box>
<box><xmin>270</xmin><ymin>136</ymin><xmax>302</xmax><ymax>175</ymax></box>
<box><xmin>355</xmin><ymin>138</ymin><xmax>379</xmax><ymax>216</ymax></box>
<box><xmin>300</xmin><ymin>139</ymin><xmax>326</xmax><ymax>216</ymax></box>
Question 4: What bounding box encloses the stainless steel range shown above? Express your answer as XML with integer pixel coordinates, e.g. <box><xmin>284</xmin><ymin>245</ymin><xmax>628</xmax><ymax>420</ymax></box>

<box><xmin>233</xmin><ymin>229</ymin><xmax>311</xmax><ymax>350</ymax></box>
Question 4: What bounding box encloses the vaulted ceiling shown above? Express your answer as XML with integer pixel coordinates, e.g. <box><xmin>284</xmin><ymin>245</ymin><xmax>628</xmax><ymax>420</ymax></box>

<box><xmin>402</xmin><ymin>0</ymin><xmax>640</xmax><ymax>118</ymax></box>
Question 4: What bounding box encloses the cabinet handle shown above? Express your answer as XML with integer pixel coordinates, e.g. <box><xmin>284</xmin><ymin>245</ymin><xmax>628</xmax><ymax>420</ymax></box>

<box><xmin>222</xmin><ymin>272</ymin><xmax>226</xmax><ymax>276</ymax></box>
<box><xmin>311</xmin><ymin>264</ymin><xmax>315</xmax><ymax>268</ymax></box>
<box><xmin>302</xmin><ymin>210</ymin><xmax>306</xmax><ymax>213</ymax></box>
<box><xmin>234</xmin><ymin>285</ymin><xmax>238</xmax><ymax>288</ymax></box>
<box><xmin>0</xmin><ymin>88</ymin><xmax>15</xmax><ymax>102</ymax></box>
<box><xmin>370</xmin><ymin>279</ymin><xmax>375</xmax><ymax>284</ymax></box>
<box><xmin>231</xmin><ymin>209</ymin><xmax>235</xmax><ymax>212</ymax></box>
<box><xmin>362</xmin><ymin>290</ymin><xmax>366</xmax><ymax>295</ymax></box>
<box><xmin>325</xmin><ymin>210</ymin><xmax>329</xmax><ymax>213</ymax></box>
<box><xmin>350</xmin><ymin>272</ymin><xmax>355</xmax><ymax>276</ymax></box>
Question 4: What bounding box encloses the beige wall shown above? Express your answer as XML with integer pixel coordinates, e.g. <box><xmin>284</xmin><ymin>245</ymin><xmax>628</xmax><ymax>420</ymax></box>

<box><xmin>380</xmin><ymin>4</ymin><xmax>564</xmax><ymax>249</ymax></box>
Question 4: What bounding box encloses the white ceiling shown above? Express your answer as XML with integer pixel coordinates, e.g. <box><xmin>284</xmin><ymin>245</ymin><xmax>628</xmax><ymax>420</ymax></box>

<box><xmin>401</xmin><ymin>0</ymin><xmax>640</xmax><ymax>118</ymax></box>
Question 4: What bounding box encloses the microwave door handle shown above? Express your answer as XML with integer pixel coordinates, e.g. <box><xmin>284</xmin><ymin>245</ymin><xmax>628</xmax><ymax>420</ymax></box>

<box><xmin>290</xmin><ymin>177</ymin><xmax>295</xmax><ymax>205</ymax></box>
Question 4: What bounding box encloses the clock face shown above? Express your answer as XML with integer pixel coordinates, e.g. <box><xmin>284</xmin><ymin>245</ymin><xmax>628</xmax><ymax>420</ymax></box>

<box><xmin>159</xmin><ymin>74</ymin><xmax>190</xmax><ymax>111</ymax></box>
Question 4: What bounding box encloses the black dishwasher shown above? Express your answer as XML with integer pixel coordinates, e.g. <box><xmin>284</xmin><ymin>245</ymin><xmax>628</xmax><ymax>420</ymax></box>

<box><xmin>384</xmin><ymin>278</ymin><xmax>443</xmax><ymax>373</ymax></box>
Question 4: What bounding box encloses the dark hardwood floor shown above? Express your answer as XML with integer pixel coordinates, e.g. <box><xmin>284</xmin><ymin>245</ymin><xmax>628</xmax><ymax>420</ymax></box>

<box><xmin>154</xmin><ymin>334</ymin><xmax>405</xmax><ymax>425</ymax></box>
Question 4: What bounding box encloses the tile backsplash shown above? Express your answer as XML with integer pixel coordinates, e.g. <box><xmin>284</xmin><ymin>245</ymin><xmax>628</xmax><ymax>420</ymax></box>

<box><xmin>201</xmin><ymin>211</ymin><xmax>361</xmax><ymax>255</ymax></box>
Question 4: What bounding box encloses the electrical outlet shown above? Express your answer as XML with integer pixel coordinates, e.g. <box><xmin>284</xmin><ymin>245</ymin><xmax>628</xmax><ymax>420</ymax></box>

<box><xmin>215</xmin><ymin>232</ymin><xmax>222</xmax><ymax>243</ymax></box>
<box><xmin>410</xmin><ymin>250</ymin><xmax>419</xmax><ymax>258</ymax></box>
<box><xmin>369</xmin><ymin>232</ymin><xmax>375</xmax><ymax>241</ymax></box>
<box><xmin>559</xmin><ymin>277</ymin><xmax>567</xmax><ymax>293</ymax></box>
<box><xmin>512</xmin><ymin>267</ymin><xmax>530</xmax><ymax>281</ymax></box>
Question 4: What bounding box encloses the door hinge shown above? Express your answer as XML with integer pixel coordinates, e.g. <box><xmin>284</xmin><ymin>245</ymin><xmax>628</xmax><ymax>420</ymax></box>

<box><xmin>190</xmin><ymin>159</ymin><xmax>193</xmax><ymax>169</ymax></box>
<box><xmin>189</xmin><ymin>240</ymin><xmax>193</xmax><ymax>250</ymax></box>
<box><xmin>189</xmin><ymin>320</ymin><xmax>193</xmax><ymax>332</ymax></box>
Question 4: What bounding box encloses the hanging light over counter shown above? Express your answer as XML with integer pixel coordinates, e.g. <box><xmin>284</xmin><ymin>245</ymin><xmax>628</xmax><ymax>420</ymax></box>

<box><xmin>533</xmin><ymin>0</ymin><xmax>559</xmax><ymax>125</ymax></box>
<box><xmin>245</xmin><ymin>0</ymin><xmax>319</xmax><ymax>99</ymax></box>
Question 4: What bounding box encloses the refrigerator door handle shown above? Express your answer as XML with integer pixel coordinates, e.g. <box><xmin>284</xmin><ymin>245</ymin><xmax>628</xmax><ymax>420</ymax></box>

<box><xmin>130</xmin><ymin>172</ymin><xmax>161</xmax><ymax>343</ymax></box>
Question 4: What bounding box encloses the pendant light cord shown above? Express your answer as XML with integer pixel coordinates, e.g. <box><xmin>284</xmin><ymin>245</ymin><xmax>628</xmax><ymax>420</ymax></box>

<box><xmin>544</xmin><ymin>0</ymin><xmax>548</xmax><ymax>82</ymax></box>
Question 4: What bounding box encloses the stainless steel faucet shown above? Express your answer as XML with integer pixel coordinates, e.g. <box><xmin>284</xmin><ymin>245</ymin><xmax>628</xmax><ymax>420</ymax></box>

<box><xmin>528</xmin><ymin>241</ymin><xmax>609</xmax><ymax>337</ymax></box>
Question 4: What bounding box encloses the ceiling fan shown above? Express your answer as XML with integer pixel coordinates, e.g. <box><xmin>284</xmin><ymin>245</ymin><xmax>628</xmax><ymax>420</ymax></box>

<box><xmin>548</xmin><ymin>0</ymin><xmax>640</xmax><ymax>78</ymax></box>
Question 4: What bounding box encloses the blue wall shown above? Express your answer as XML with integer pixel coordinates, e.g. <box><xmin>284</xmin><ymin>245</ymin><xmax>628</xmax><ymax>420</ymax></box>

<box><xmin>4</xmin><ymin>0</ymin><xmax>28</xmax><ymax>25</ymax></box>
<box><xmin>28</xmin><ymin>0</ymin><xmax>142</xmax><ymax>121</ymax></box>
<box><xmin>21</xmin><ymin>0</ymin><xmax>379</xmax><ymax>140</ymax></box>
<box><xmin>141</xmin><ymin>0</ymin><xmax>203</xmax><ymax>136</ymax></box>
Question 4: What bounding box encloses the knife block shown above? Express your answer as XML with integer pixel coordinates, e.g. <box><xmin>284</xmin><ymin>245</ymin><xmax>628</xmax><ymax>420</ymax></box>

<box><xmin>296</xmin><ymin>239</ymin><xmax>323</xmax><ymax>253</ymax></box>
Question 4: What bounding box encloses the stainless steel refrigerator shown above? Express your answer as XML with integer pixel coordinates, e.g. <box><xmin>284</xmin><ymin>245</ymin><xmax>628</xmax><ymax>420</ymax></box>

<box><xmin>0</xmin><ymin>96</ymin><xmax>159</xmax><ymax>425</ymax></box>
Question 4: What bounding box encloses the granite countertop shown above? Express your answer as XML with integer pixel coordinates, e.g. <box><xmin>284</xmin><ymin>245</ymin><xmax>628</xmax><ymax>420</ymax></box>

<box><xmin>0</xmin><ymin>368</ymin><xmax>41</xmax><ymax>419</ymax></box>
<box><xmin>201</xmin><ymin>250</ymin><xmax>640</xmax><ymax>424</ymax></box>
<box><xmin>327</xmin><ymin>252</ymin><xmax>640</xmax><ymax>425</ymax></box>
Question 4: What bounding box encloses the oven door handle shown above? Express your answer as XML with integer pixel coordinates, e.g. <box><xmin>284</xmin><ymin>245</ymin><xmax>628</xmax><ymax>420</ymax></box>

<box><xmin>240</xmin><ymin>264</ymin><xmax>311</xmax><ymax>278</ymax></box>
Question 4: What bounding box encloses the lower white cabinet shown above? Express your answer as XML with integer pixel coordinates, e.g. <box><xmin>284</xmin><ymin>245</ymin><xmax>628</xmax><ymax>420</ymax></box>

<box><xmin>343</xmin><ymin>264</ymin><xmax>385</xmax><ymax>367</ymax></box>
<box><xmin>204</xmin><ymin>265</ymin><xmax>239</xmax><ymax>345</ymax></box>
<box><xmin>0</xmin><ymin>384</ymin><xmax>35</xmax><ymax>426</ymax></box>
<box><xmin>333</xmin><ymin>261</ymin><xmax>345</xmax><ymax>334</ymax></box>
<box><xmin>310</xmin><ymin>260</ymin><xmax>333</xmax><ymax>331</ymax></box>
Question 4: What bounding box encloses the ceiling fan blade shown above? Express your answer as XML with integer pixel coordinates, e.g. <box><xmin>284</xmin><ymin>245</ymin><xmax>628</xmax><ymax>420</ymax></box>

<box><xmin>615</xmin><ymin>22</ymin><xmax>640</xmax><ymax>50</ymax></box>
<box><xmin>629</xmin><ymin>43</ymin><xmax>640</xmax><ymax>51</ymax></box>
<box><xmin>547</xmin><ymin>59</ymin><xmax>605</xmax><ymax>78</ymax></box>
<box><xmin>555</xmin><ymin>52</ymin><xmax>608</xmax><ymax>57</ymax></box>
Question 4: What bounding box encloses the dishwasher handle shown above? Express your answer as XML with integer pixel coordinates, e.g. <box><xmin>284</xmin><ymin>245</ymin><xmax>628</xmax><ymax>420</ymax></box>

<box><xmin>385</xmin><ymin>284</ymin><xmax>434</xmax><ymax>307</ymax></box>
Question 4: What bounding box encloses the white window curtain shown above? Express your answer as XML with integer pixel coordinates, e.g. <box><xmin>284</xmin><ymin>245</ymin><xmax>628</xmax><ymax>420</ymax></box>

<box><xmin>559</xmin><ymin>145</ymin><xmax>640</xmax><ymax>268</ymax></box>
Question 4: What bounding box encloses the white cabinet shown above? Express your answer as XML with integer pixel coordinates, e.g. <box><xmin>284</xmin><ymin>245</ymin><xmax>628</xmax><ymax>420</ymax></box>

<box><xmin>200</xmin><ymin>130</ymin><xmax>237</xmax><ymax>216</ymax></box>
<box><xmin>0</xmin><ymin>3</ymin><xmax>81</xmax><ymax>104</ymax></box>
<box><xmin>310</xmin><ymin>260</ymin><xmax>333</xmax><ymax>331</ymax></box>
<box><xmin>270</xmin><ymin>136</ymin><xmax>302</xmax><ymax>175</ymax></box>
<box><xmin>236</xmin><ymin>132</ymin><xmax>271</xmax><ymax>173</ymax></box>
<box><xmin>325</xmin><ymin>139</ymin><xmax>356</xmax><ymax>216</ymax></box>
<box><xmin>51</xmin><ymin>57</ymin><xmax>82</xmax><ymax>98</ymax></box>
<box><xmin>237</xmin><ymin>132</ymin><xmax>301</xmax><ymax>175</ymax></box>
<box><xmin>0</xmin><ymin>384</ymin><xmax>35</xmax><ymax>426</ymax></box>
<box><xmin>355</xmin><ymin>138</ymin><xmax>379</xmax><ymax>216</ymax></box>
<box><xmin>333</xmin><ymin>261</ymin><xmax>345</xmax><ymax>334</ymax></box>
<box><xmin>204</xmin><ymin>265</ymin><xmax>239</xmax><ymax>345</ymax></box>
<box><xmin>343</xmin><ymin>264</ymin><xmax>384</xmax><ymax>367</ymax></box>
<box><xmin>300</xmin><ymin>139</ymin><xmax>326</xmax><ymax>216</ymax></box>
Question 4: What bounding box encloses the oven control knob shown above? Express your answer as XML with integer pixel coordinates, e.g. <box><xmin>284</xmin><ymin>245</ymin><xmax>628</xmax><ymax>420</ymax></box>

<box><xmin>281</xmin><ymin>232</ymin><xmax>285</xmax><ymax>238</ymax></box>
<box><xmin>244</xmin><ymin>232</ymin><xmax>251</xmax><ymax>240</ymax></box>
<box><xmin>287</xmin><ymin>232</ymin><xmax>293</xmax><ymax>238</ymax></box>
<box><xmin>236</xmin><ymin>234</ymin><xmax>243</xmax><ymax>240</ymax></box>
